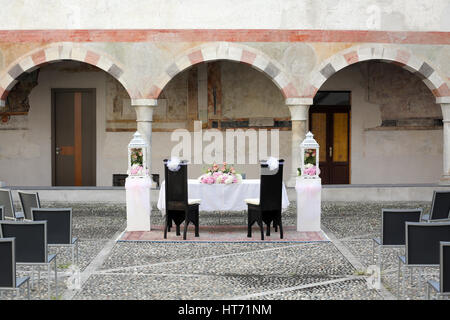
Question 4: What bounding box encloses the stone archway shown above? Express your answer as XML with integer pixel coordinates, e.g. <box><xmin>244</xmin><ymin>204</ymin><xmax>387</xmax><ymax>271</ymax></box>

<box><xmin>303</xmin><ymin>44</ymin><xmax>450</xmax><ymax>101</ymax></box>
<box><xmin>147</xmin><ymin>42</ymin><xmax>299</xmax><ymax>99</ymax></box>
<box><xmin>297</xmin><ymin>44</ymin><xmax>450</xmax><ymax>184</ymax></box>
<box><xmin>0</xmin><ymin>43</ymin><xmax>136</xmax><ymax>106</ymax></box>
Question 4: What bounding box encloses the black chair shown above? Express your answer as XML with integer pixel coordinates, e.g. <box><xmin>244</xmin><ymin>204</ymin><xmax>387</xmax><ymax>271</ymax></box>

<box><xmin>397</xmin><ymin>222</ymin><xmax>450</xmax><ymax>299</ymax></box>
<box><xmin>0</xmin><ymin>205</ymin><xmax>4</xmax><ymax>220</ymax></box>
<box><xmin>421</xmin><ymin>191</ymin><xmax>450</xmax><ymax>222</ymax></box>
<box><xmin>163</xmin><ymin>159</ymin><xmax>200</xmax><ymax>240</ymax></box>
<box><xmin>0</xmin><ymin>238</ymin><xmax>30</xmax><ymax>300</ymax></box>
<box><xmin>246</xmin><ymin>160</ymin><xmax>284</xmax><ymax>240</ymax></box>
<box><xmin>0</xmin><ymin>221</ymin><xmax>58</xmax><ymax>299</ymax></box>
<box><xmin>427</xmin><ymin>241</ymin><xmax>450</xmax><ymax>300</ymax></box>
<box><xmin>32</xmin><ymin>208</ymin><xmax>79</xmax><ymax>264</ymax></box>
<box><xmin>18</xmin><ymin>191</ymin><xmax>41</xmax><ymax>221</ymax></box>
<box><xmin>0</xmin><ymin>188</ymin><xmax>24</xmax><ymax>220</ymax></box>
<box><xmin>372</xmin><ymin>208</ymin><xmax>422</xmax><ymax>270</ymax></box>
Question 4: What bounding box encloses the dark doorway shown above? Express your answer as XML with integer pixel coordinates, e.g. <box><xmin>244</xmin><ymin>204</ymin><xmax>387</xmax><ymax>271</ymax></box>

<box><xmin>309</xmin><ymin>91</ymin><xmax>350</xmax><ymax>184</ymax></box>
<box><xmin>52</xmin><ymin>89</ymin><xmax>96</xmax><ymax>186</ymax></box>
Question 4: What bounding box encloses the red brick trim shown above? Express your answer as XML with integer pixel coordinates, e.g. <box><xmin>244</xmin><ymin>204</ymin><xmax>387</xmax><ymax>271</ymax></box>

<box><xmin>240</xmin><ymin>50</ymin><xmax>257</xmax><ymax>65</ymax></box>
<box><xmin>84</xmin><ymin>50</ymin><xmax>101</xmax><ymax>65</ymax></box>
<box><xmin>343</xmin><ymin>51</ymin><xmax>358</xmax><ymax>65</ymax></box>
<box><xmin>0</xmin><ymin>29</ymin><xmax>448</xmax><ymax>45</ymax></box>
<box><xmin>31</xmin><ymin>50</ymin><xmax>46</xmax><ymax>65</ymax></box>
<box><xmin>187</xmin><ymin>50</ymin><xmax>204</xmax><ymax>65</ymax></box>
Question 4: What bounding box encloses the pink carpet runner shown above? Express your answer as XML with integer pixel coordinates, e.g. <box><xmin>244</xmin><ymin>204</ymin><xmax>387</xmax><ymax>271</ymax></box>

<box><xmin>119</xmin><ymin>225</ymin><xmax>329</xmax><ymax>243</ymax></box>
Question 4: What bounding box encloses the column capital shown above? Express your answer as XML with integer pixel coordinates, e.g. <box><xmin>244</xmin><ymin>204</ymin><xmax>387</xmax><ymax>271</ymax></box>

<box><xmin>288</xmin><ymin>104</ymin><xmax>310</xmax><ymax>121</ymax></box>
<box><xmin>436</xmin><ymin>97</ymin><xmax>450</xmax><ymax>104</ymax></box>
<box><xmin>285</xmin><ymin>98</ymin><xmax>313</xmax><ymax>106</ymax></box>
<box><xmin>133</xmin><ymin>105</ymin><xmax>155</xmax><ymax>122</ymax></box>
<box><xmin>131</xmin><ymin>98</ymin><xmax>158</xmax><ymax>106</ymax></box>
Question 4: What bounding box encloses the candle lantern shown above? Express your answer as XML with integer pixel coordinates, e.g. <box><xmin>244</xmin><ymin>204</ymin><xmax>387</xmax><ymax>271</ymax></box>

<box><xmin>127</xmin><ymin>131</ymin><xmax>149</xmax><ymax>177</ymax></box>
<box><xmin>299</xmin><ymin>131</ymin><xmax>320</xmax><ymax>179</ymax></box>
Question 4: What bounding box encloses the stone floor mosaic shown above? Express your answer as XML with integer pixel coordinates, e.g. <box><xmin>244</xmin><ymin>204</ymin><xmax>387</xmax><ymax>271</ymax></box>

<box><xmin>1</xmin><ymin>200</ymin><xmax>445</xmax><ymax>300</ymax></box>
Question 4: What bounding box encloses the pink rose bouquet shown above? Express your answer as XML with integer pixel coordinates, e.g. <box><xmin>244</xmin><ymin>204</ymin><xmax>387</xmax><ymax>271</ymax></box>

<box><xmin>198</xmin><ymin>162</ymin><xmax>242</xmax><ymax>184</ymax></box>
<box><xmin>302</xmin><ymin>163</ymin><xmax>320</xmax><ymax>177</ymax></box>
<box><xmin>128</xmin><ymin>164</ymin><xmax>148</xmax><ymax>176</ymax></box>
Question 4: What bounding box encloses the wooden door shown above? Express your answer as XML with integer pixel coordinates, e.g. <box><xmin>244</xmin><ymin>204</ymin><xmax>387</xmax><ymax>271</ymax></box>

<box><xmin>309</xmin><ymin>106</ymin><xmax>350</xmax><ymax>184</ymax></box>
<box><xmin>52</xmin><ymin>89</ymin><xmax>96</xmax><ymax>186</ymax></box>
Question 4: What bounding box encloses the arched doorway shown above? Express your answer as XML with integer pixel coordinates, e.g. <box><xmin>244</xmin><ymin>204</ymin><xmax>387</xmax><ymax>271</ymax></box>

<box><xmin>150</xmin><ymin>58</ymin><xmax>291</xmax><ymax>180</ymax></box>
<box><xmin>310</xmin><ymin>60</ymin><xmax>443</xmax><ymax>184</ymax></box>
<box><xmin>0</xmin><ymin>55</ymin><xmax>132</xmax><ymax>186</ymax></box>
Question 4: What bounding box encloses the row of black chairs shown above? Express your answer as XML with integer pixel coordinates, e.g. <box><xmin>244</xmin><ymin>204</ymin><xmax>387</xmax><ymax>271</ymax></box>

<box><xmin>371</xmin><ymin>191</ymin><xmax>450</xmax><ymax>299</ymax></box>
<box><xmin>0</xmin><ymin>189</ymin><xmax>40</xmax><ymax>220</ymax></box>
<box><xmin>163</xmin><ymin>159</ymin><xmax>284</xmax><ymax>240</ymax></box>
<box><xmin>0</xmin><ymin>189</ymin><xmax>78</xmax><ymax>261</ymax></box>
<box><xmin>0</xmin><ymin>220</ymin><xmax>57</xmax><ymax>300</ymax></box>
<box><xmin>0</xmin><ymin>189</ymin><xmax>79</xmax><ymax>299</ymax></box>
<box><xmin>0</xmin><ymin>238</ymin><xmax>30</xmax><ymax>299</ymax></box>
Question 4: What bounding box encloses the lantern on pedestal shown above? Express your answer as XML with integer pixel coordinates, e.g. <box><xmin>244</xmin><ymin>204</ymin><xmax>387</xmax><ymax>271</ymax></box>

<box><xmin>296</xmin><ymin>131</ymin><xmax>322</xmax><ymax>232</ymax></box>
<box><xmin>127</xmin><ymin>131</ymin><xmax>149</xmax><ymax>177</ymax></box>
<box><xmin>299</xmin><ymin>131</ymin><xmax>320</xmax><ymax>179</ymax></box>
<box><xmin>126</xmin><ymin>131</ymin><xmax>151</xmax><ymax>232</ymax></box>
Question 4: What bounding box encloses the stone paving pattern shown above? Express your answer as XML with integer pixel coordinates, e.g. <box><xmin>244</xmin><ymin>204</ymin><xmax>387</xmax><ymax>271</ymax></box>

<box><xmin>1</xmin><ymin>201</ymin><xmax>443</xmax><ymax>300</ymax></box>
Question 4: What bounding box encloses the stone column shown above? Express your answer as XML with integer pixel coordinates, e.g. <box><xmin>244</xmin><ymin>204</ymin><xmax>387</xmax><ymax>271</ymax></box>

<box><xmin>286</xmin><ymin>98</ymin><xmax>312</xmax><ymax>187</ymax></box>
<box><xmin>132</xmin><ymin>99</ymin><xmax>157</xmax><ymax>174</ymax></box>
<box><xmin>440</xmin><ymin>102</ymin><xmax>450</xmax><ymax>185</ymax></box>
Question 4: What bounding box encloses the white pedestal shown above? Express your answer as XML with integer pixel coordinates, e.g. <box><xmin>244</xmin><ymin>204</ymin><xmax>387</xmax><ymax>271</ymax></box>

<box><xmin>296</xmin><ymin>177</ymin><xmax>322</xmax><ymax>232</ymax></box>
<box><xmin>125</xmin><ymin>176</ymin><xmax>151</xmax><ymax>232</ymax></box>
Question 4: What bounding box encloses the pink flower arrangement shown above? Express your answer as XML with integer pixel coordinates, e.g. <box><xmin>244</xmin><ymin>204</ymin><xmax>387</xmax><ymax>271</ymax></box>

<box><xmin>199</xmin><ymin>162</ymin><xmax>242</xmax><ymax>184</ymax></box>
<box><xmin>303</xmin><ymin>164</ymin><xmax>317</xmax><ymax>176</ymax></box>
<box><xmin>128</xmin><ymin>164</ymin><xmax>148</xmax><ymax>176</ymax></box>
<box><xmin>302</xmin><ymin>163</ymin><xmax>320</xmax><ymax>177</ymax></box>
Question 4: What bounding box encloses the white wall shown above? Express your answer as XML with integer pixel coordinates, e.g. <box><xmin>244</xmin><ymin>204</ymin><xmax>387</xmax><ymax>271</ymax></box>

<box><xmin>0</xmin><ymin>0</ymin><xmax>448</xmax><ymax>31</ymax></box>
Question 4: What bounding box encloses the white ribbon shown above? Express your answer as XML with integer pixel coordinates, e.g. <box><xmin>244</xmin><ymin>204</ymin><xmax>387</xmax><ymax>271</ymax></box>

<box><xmin>266</xmin><ymin>157</ymin><xmax>279</xmax><ymax>171</ymax></box>
<box><xmin>167</xmin><ymin>157</ymin><xmax>181</xmax><ymax>171</ymax></box>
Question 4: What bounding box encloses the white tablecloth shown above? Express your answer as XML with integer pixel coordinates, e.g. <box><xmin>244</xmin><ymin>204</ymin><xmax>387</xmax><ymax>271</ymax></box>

<box><xmin>157</xmin><ymin>179</ymin><xmax>290</xmax><ymax>213</ymax></box>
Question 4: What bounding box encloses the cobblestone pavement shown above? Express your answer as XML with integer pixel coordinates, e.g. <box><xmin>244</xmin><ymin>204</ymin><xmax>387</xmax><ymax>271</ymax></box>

<box><xmin>1</xmin><ymin>201</ymin><xmax>441</xmax><ymax>300</ymax></box>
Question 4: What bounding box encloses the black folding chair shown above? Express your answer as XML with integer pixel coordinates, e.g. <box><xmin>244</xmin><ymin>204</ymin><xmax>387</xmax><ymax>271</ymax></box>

<box><xmin>427</xmin><ymin>242</ymin><xmax>450</xmax><ymax>300</ymax></box>
<box><xmin>0</xmin><ymin>205</ymin><xmax>4</xmax><ymax>220</ymax></box>
<box><xmin>397</xmin><ymin>222</ymin><xmax>450</xmax><ymax>299</ymax></box>
<box><xmin>18</xmin><ymin>191</ymin><xmax>41</xmax><ymax>221</ymax></box>
<box><xmin>0</xmin><ymin>238</ymin><xmax>30</xmax><ymax>300</ymax></box>
<box><xmin>421</xmin><ymin>191</ymin><xmax>450</xmax><ymax>222</ymax></box>
<box><xmin>0</xmin><ymin>188</ymin><xmax>24</xmax><ymax>220</ymax></box>
<box><xmin>0</xmin><ymin>221</ymin><xmax>58</xmax><ymax>299</ymax></box>
<box><xmin>163</xmin><ymin>159</ymin><xmax>200</xmax><ymax>240</ymax></box>
<box><xmin>246</xmin><ymin>160</ymin><xmax>284</xmax><ymax>240</ymax></box>
<box><xmin>32</xmin><ymin>208</ymin><xmax>79</xmax><ymax>265</ymax></box>
<box><xmin>372</xmin><ymin>208</ymin><xmax>422</xmax><ymax>270</ymax></box>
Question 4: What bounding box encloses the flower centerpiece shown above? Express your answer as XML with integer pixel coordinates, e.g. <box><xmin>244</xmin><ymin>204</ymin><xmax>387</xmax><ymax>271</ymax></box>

<box><xmin>198</xmin><ymin>162</ymin><xmax>243</xmax><ymax>184</ymax></box>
